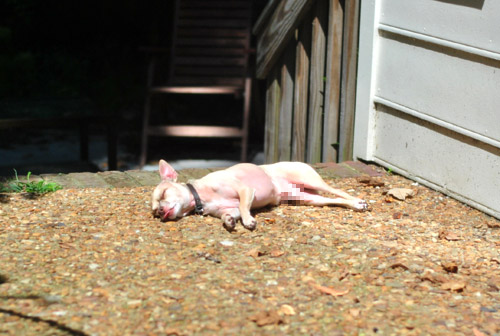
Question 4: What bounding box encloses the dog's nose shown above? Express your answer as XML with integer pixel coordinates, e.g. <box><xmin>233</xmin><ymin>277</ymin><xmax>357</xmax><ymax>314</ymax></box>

<box><xmin>157</xmin><ymin>201</ymin><xmax>172</xmax><ymax>220</ymax></box>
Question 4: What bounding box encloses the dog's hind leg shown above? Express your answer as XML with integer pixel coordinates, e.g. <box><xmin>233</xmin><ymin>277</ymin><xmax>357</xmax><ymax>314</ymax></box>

<box><xmin>270</xmin><ymin>162</ymin><xmax>362</xmax><ymax>201</ymax></box>
<box><xmin>287</xmin><ymin>189</ymin><xmax>367</xmax><ymax>211</ymax></box>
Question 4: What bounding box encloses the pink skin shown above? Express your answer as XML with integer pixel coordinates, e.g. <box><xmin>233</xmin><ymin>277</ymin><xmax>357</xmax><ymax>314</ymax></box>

<box><xmin>152</xmin><ymin>160</ymin><xmax>368</xmax><ymax>230</ymax></box>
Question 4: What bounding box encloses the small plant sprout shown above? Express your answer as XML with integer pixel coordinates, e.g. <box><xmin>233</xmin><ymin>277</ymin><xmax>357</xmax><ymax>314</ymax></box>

<box><xmin>0</xmin><ymin>170</ymin><xmax>62</xmax><ymax>195</ymax></box>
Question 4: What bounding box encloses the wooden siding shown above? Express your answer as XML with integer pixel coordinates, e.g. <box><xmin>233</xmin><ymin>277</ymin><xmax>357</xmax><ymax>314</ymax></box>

<box><xmin>355</xmin><ymin>0</ymin><xmax>500</xmax><ymax>220</ymax></box>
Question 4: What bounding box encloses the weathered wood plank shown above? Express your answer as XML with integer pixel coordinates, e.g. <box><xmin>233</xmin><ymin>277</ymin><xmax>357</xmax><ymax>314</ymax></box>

<box><xmin>257</xmin><ymin>0</ymin><xmax>356</xmax><ymax>165</ymax></box>
<box><xmin>292</xmin><ymin>15</ymin><xmax>312</xmax><ymax>162</ymax></box>
<box><xmin>322</xmin><ymin>0</ymin><xmax>344</xmax><ymax>162</ymax></box>
<box><xmin>147</xmin><ymin>126</ymin><xmax>244</xmax><ymax>137</ymax></box>
<box><xmin>278</xmin><ymin>43</ymin><xmax>296</xmax><ymax>161</ymax></box>
<box><xmin>256</xmin><ymin>0</ymin><xmax>315</xmax><ymax>79</ymax></box>
<box><xmin>306</xmin><ymin>0</ymin><xmax>328</xmax><ymax>164</ymax></box>
<box><xmin>339</xmin><ymin>0</ymin><xmax>360</xmax><ymax>162</ymax></box>
<box><xmin>265</xmin><ymin>68</ymin><xmax>281</xmax><ymax>163</ymax></box>
<box><xmin>252</xmin><ymin>0</ymin><xmax>281</xmax><ymax>35</ymax></box>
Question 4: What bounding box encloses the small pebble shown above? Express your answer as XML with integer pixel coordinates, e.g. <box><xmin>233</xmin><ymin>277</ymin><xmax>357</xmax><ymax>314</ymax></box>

<box><xmin>480</xmin><ymin>306</ymin><xmax>497</xmax><ymax>313</ymax></box>
<box><xmin>89</xmin><ymin>263</ymin><xmax>100</xmax><ymax>271</ymax></box>
<box><xmin>220</xmin><ymin>240</ymin><xmax>234</xmax><ymax>247</ymax></box>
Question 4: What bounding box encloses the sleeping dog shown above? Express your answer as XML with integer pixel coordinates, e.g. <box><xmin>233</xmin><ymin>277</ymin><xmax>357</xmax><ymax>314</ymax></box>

<box><xmin>152</xmin><ymin>160</ymin><xmax>368</xmax><ymax>230</ymax></box>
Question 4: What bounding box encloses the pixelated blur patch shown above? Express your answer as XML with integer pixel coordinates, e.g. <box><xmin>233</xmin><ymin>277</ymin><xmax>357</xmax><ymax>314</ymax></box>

<box><xmin>281</xmin><ymin>183</ymin><xmax>309</xmax><ymax>204</ymax></box>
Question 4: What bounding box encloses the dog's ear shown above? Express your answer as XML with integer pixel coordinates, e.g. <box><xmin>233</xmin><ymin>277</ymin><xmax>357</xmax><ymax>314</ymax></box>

<box><xmin>158</xmin><ymin>159</ymin><xmax>178</xmax><ymax>182</ymax></box>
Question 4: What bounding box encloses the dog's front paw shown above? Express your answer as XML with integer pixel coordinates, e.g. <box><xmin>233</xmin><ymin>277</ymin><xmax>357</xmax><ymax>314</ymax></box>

<box><xmin>222</xmin><ymin>214</ymin><xmax>236</xmax><ymax>231</ymax></box>
<box><xmin>350</xmin><ymin>199</ymin><xmax>369</xmax><ymax>211</ymax></box>
<box><xmin>242</xmin><ymin>216</ymin><xmax>257</xmax><ymax>231</ymax></box>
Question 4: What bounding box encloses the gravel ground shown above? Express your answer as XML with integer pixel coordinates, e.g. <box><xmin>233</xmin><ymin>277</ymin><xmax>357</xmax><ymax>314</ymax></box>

<box><xmin>1</xmin><ymin>173</ymin><xmax>499</xmax><ymax>335</ymax></box>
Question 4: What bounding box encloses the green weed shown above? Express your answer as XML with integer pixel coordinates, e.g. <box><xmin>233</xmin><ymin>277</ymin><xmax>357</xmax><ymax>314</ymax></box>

<box><xmin>0</xmin><ymin>170</ymin><xmax>62</xmax><ymax>194</ymax></box>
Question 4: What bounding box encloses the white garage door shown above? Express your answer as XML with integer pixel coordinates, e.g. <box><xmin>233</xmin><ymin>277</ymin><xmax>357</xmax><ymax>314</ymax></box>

<box><xmin>354</xmin><ymin>0</ymin><xmax>500</xmax><ymax>220</ymax></box>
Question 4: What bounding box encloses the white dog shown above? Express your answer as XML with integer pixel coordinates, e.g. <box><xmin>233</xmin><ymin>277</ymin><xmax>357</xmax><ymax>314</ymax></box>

<box><xmin>152</xmin><ymin>160</ymin><xmax>368</xmax><ymax>230</ymax></box>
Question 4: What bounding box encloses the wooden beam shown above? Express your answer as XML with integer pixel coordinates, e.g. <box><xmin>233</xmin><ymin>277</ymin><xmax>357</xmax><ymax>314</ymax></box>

<box><xmin>150</xmin><ymin>86</ymin><xmax>241</xmax><ymax>95</ymax></box>
<box><xmin>252</xmin><ymin>0</ymin><xmax>281</xmax><ymax>35</ymax></box>
<box><xmin>256</xmin><ymin>0</ymin><xmax>315</xmax><ymax>79</ymax></box>
<box><xmin>147</xmin><ymin>125</ymin><xmax>244</xmax><ymax>137</ymax></box>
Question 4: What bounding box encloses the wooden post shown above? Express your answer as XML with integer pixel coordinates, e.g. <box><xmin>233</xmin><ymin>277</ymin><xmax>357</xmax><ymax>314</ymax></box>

<box><xmin>306</xmin><ymin>0</ymin><xmax>328</xmax><ymax>163</ymax></box>
<box><xmin>278</xmin><ymin>43</ymin><xmax>296</xmax><ymax>161</ymax></box>
<box><xmin>241</xmin><ymin>77</ymin><xmax>252</xmax><ymax>162</ymax></box>
<box><xmin>339</xmin><ymin>0</ymin><xmax>360</xmax><ymax>162</ymax></box>
<box><xmin>292</xmin><ymin>17</ymin><xmax>312</xmax><ymax>162</ymax></box>
<box><xmin>322</xmin><ymin>0</ymin><xmax>344</xmax><ymax>162</ymax></box>
<box><xmin>265</xmin><ymin>68</ymin><xmax>281</xmax><ymax>163</ymax></box>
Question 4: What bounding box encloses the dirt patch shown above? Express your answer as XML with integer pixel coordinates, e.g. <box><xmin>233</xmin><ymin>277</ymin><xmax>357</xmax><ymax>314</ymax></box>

<box><xmin>0</xmin><ymin>174</ymin><xmax>499</xmax><ymax>335</ymax></box>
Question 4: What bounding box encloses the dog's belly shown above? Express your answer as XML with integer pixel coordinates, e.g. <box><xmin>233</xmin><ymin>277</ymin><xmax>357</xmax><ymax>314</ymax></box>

<box><xmin>251</xmin><ymin>186</ymin><xmax>279</xmax><ymax>208</ymax></box>
<box><xmin>226</xmin><ymin>164</ymin><xmax>280</xmax><ymax>208</ymax></box>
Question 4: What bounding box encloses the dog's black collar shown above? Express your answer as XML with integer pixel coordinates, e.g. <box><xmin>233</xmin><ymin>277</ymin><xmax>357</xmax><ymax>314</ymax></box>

<box><xmin>186</xmin><ymin>183</ymin><xmax>204</xmax><ymax>215</ymax></box>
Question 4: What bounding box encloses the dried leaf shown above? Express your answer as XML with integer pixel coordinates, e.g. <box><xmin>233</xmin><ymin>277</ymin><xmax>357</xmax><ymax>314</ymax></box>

<box><xmin>387</xmin><ymin>188</ymin><xmax>415</xmax><ymax>201</ymax></box>
<box><xmin>441</xmin><ymin>261</ymin><xmax>458</xmax><ymax>273</ymax></box>
<box><xmin>301</xmin><ymin>273</ymin><xmax>316</xmax><ymax>283</ymax></box>
<box><xmin>270</xmin><ymin>249</ymin><xmax>285</xmax><ymax>258</ymax></box>
<box><xmin>359</xmin><ymin>178</ymin><xmax>385</xmax><ymax>187</ymax></box>
<box><xmin>389</xmin><ymin>262</ymin><xmax>409</xmax><ymax>271</ymax></box>
<box><xmin>310</xmin><ymin>283</ymin><xmax>349</xmax><ymax>297</ymax></box>
<box><xmin>441</xmin><ymin>281</ymin><xmax>466</xmax><ymax>292</ymax></box>
<box><xmin>338</xmin><ymin>268</ymin><xmax>350</xmax><ymax>281</ymax></box>
<box><xmin>487</xmin><ymin>276</ymin><xmax>500</xmax><ymax>292</ymax></box>
<box><xmin>164</xmin><ymin>328</ymin><xmax>182</xmax><ymax>336</ymax></box>
<box><xmin>420</xmin><ymin>270</ymin><xmax>449</xmax><ymax>284</ymax></box>
<box><xmin>246</xmin><ymin>247</ymin><xmax>266</xmax><ymax>258</ymax></box>
<box><xmin>249</xmin><ymin>310</ymin><xmax>283</xmax><ymax>326</ymax></box>
<box><xmin>278</xmin><ymin>304</ymin><xmax>296</xmax><ymax>316</ymax></box>
<box><xmin>438</xmin><ymin>229</ymin><xmax>461</xmax><ymax>241</ymax></box>
<box><xmin>92</xmin><ymin>287</ymin><xmax>111</xmax><ymax>298</ymax></box>
<box><xmin>349</xmin><ymin>308</ymin><xmax>361</xmax><ymax>317</ymax></box>
<box><xmin>392</xmin><ymin>212</ymin><xmax>403</xmax><ymax>219</ymax></box>
<box><xmin>486</xmin><ymin>221</ymin><xmax>500</xmax><ymax>228</ymax></box>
